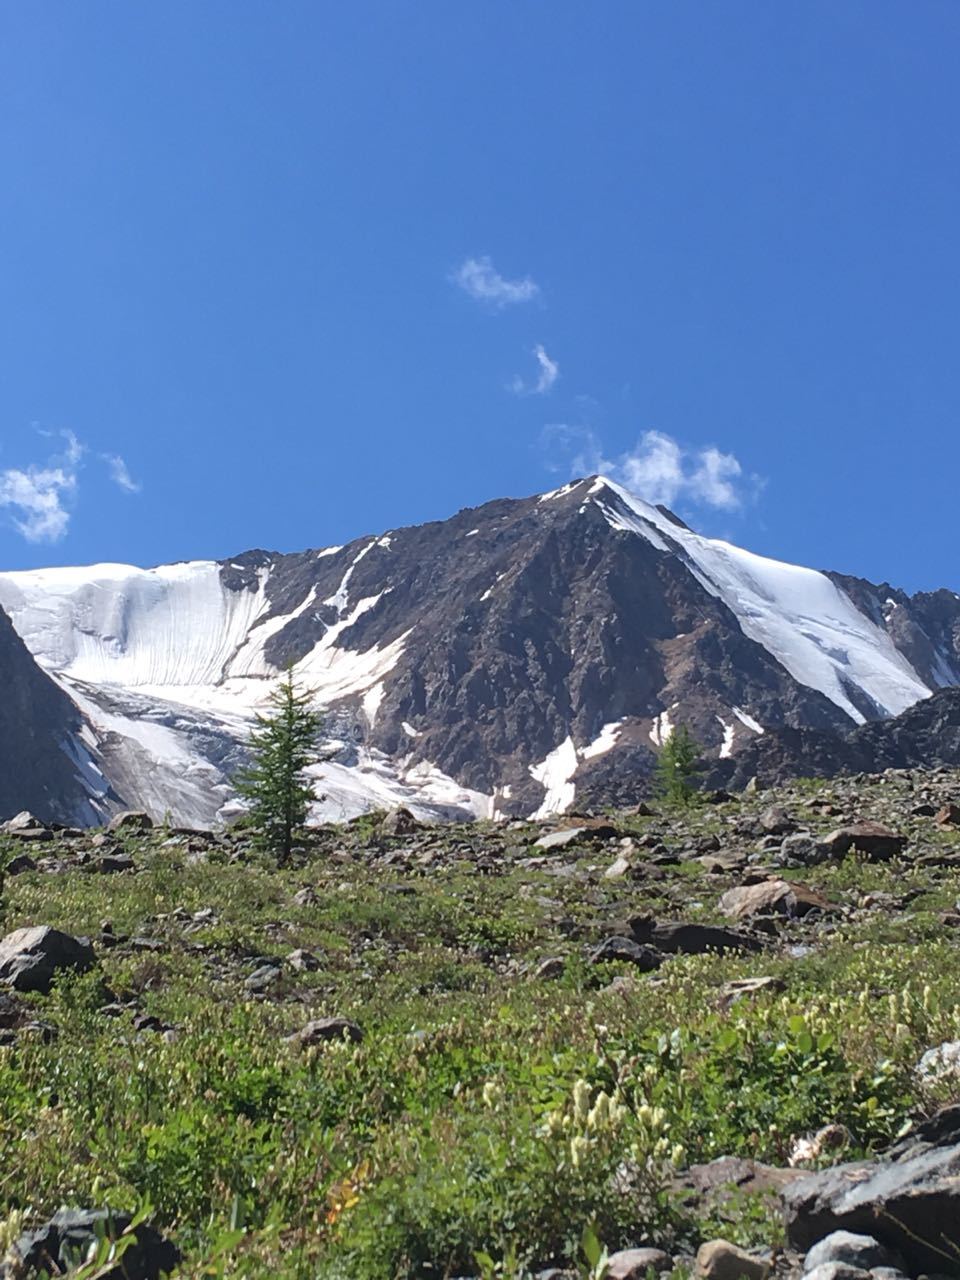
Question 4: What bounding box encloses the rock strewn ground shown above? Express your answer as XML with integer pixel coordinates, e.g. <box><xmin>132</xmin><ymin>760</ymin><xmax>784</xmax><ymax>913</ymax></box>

<box><xmin>4</xmin><ymin>768</ymin><xmax>960</xmax><ymax>1277</ymax></box>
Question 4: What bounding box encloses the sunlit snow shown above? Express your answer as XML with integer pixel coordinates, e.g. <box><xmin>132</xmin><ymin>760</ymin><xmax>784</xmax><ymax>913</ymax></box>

<box><xmin>595</xmin><ymin>478</ymin><xmax>933</xmax><ymax>724</ymax></box>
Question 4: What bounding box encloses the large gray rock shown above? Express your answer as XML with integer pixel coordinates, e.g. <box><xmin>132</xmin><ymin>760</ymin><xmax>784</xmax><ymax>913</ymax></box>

<box><xmin>1</xmin><ymin>1207</ymin><xmax>179</xmax><ymax>1279</ymax></box>
<box><xmin>605</xmin><ymin>1246</ymin><xmax>672</xmax><ymax>1277</ymax></box>
<box><xmin>784</xmin><ymin>1114</ymin><xmax>960</xmax><ymax>1275</ymax></box>
<box><xmin>589</xmin><ymin>937</ymin><xmax>663</xmax><ymax>971</ymax></box>
<box><xmin>0</xmin><ymin>926</ymin><xmax>96</xmax><ymax>994</ymax></box>
<box><xmin>107</xmin><ymin>810</ymin><xmax>154</xmax><ymax>833</ymax></box>
<box><xmin>803</xmin><ymin>1231</ymin><xmax>901</xmax><ymax>1274</ymax></box>
<box><xmin>820</xmin><ymin>822</ymin><xmax>906</xmax><ymax>861</ymax></box>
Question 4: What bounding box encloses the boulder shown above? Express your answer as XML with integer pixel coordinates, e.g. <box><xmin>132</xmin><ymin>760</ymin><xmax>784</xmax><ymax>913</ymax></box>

<box><xmin>107</xmin><ymin>810</ymin><xmax>154</xmax><ymax>833</ymax></box>
<box><xmin>630</xmin><ymin>916</ymin><xmax>762</xmax><ymax>956</ymax></box>
<box><xmin>3</xmin><ymin>810</ymin><xmax>49</xmax><ymax>835</ymax></box>
<box><xmin>759</xmin><ymin>805</ymin><xmax>795</xmax><ymax>835</ymax></box>
<box><xmin>821</xmin><ymin>823</ymin><xmax>906</xmax><ymax>861</ymax></box>
<box><xmin>294</xmin><ymin>1017</ymin><xmax>364</xmax><ymax>1047</ymax></box>
<box><xmin>719</xmin><ymin>879</ymin><xmax>832</xmax><ymax>921</ymax></box>
<box><xmin>380</xmin><ymin>806</ymin><xmax>420</xmax><ymax>836</ymax></box>
<box><xmin>605</xmin><ymin>1246</ymin><xmax>672</xmax><ymax>1277</ymax></box>
<box><xmin>5</xmin><ymin>854</ymin><xmax>38</xmax><ymax>875</ymax></box>
<box><xmin>695</xmin><ymin>1239</ymin><xmax>769</xmax><ymax>1280</ymax></box>
<box><xmin>783</xmin><ymin>1117</ymin><xmax>960</xmax><ymax>1274</ymax></box>
<box><xmin>803</xmin><ymin>1231</ymin><xmax>901</xmax><ymax>1274</ymax></box>
<box><xmin>2</xmin><ymin>1207</ymin><xmax>179</xmax><ymax>1280</ymax></box>
<box><xmin>244</xmin><ymin>963</ymin><xmax>281</xmax><ymax>992</ymax></box>
<box><xmin>674</xmin><ymin>1155</ymin><xmax>803</xmax><ymax>1215</ymax></box>
<box><xmin>915</xmin><ymin>1039</ymin><xmax>960</xmax><ymax>1084</ymax></box>
<box><xmin>287</xmin><ymin>948</ymin><xmax>321</xmax><ymax>972</ymax></box>
<box><xmin>589</xmin><ymin>937</ymin><xmax>663</xmax><ymax>971</ymax></box>
<box><xmin>0</xmin><ymin>926</ymin><xmax>96</xmax><ymax>994</ymax></box>
<box><xmin>780</xmin><ymin>833</ymin><xmax>829</xmax><ymax>866</ymax></box>
<box><xmin>535</xmin><ymin>828</ymin><xmax>588</xmax><ymax>851</ymax></box>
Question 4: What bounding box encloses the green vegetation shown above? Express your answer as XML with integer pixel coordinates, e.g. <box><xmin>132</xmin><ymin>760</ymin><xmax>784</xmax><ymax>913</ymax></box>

<box><xmin>654</xmin><ymin>725</ymin><xmax>701</xmax><ymax>807</ymax></box>
<box><xmin>234</xmin><ymin>669</ymin><xmax>324</xmax><ymax>864</ymax></box>
<box><xmin>2</xmin><ymin>779</ymin><xmax>960</xmax><ymax>1277</ymax></box>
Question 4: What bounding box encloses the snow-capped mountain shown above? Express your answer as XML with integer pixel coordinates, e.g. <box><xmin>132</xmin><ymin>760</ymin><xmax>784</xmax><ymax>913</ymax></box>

<box><xmin>1</xmin><ymin>475</ymin><xmax>958</xmax><ymax>826</ymax></box>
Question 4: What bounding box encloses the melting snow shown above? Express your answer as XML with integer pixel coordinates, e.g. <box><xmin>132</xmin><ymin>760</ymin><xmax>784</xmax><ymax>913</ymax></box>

<box><xmin>732</xmin><ymin>706</ymin><xmax>765</xmax><ymax>735</ymax></box>
<box><xmin>716</xmin><ymin>716</ymin><xmax>736</xmax><ymax>759</ymax></box>
<box><xmin>528</xmin><ymin>736</ymin><xmax>578</xmax><ymax>819</ymax></box>
<box><xmin>649</xmin><ymin>710</ymin><xmax>674</xmax><ymax>747</ymax></box>
<box><xmin>581</xmin><ymin>720</ymin><xmax>623</xmax><ymax>759</ymax></box>
<box><xmin>538</xmin><ymin>481</ymin><xmax>579</xmax><ymax>503</ymax></box>
<box><xmin>362</xmin><ymin>681</ymin><xmax>385</xmax><ymax>724</ymax></box>
<box><xmin>323</xmin><ymin>540</ymin><xmax>376</xmax><ymax>612</ymax></box>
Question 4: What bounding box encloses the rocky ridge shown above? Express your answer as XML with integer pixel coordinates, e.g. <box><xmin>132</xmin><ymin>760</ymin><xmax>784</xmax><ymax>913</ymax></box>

<box><xmin>1</xmin><ymin>476</ymin><xmax>958</xmax><ymax>827</ymax></box>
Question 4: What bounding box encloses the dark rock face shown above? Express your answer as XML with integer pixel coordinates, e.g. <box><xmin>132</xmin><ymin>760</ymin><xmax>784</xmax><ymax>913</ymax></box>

<box><xmin>1</xmin><ymin>1207</ymin><xmax>180</xmax><ymax>1280</ymax></box>
<box><xmin>828</xmin><ymin>573</ymin><xmax>960</xmax><ymax>691</ymax></box>
<box><xmin>0</xmin><ymin>925</ymin><xmax>96</xmax><ymax>994</ymax></box>
<box><xmin>783</xmin><ymin>1110</ymin><xmax>960</xmax><ymax>1275</ymax></box>
<box><xmin>708</xmin><ymin>688</ymin><xmax>960</xmax><ymax>792</ymax></box>
<box><xmin>0</xmin><ymin>605</ymin><xmax>103</xmax><ymax>824</ymax></box>
<box><xmin>201</xmin><ymin>479</ymin><xmax>871</xmax><ymax>815</ymax></box>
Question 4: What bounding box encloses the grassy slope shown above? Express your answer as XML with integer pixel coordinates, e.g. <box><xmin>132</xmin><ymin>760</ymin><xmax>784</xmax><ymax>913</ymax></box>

<box><xmin>3</xmin><ymin>774</ymin><xmax>960</xmax><ymax>1278</ymax></box>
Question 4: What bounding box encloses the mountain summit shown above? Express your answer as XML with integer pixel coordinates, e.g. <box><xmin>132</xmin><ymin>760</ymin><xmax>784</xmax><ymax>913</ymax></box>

<box><xmin>1</xmin><ymin>476</ymin><xmax>958</xmax><ymax>826</ymax></box>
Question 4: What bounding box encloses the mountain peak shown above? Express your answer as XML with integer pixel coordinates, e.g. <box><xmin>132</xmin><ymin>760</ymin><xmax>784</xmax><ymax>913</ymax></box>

<box><xmin>1</xmin><ymin>478</ymin><xmax>958</xmax><ymax>827</ymax></box>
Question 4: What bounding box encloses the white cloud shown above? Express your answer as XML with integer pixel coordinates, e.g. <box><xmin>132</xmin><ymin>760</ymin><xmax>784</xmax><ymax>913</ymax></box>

<box><xmin>103</xmin><ymin>453</ymin><xmax>141</xmax><ymax>494</ymax></box>
<box><xmin>451</xmin><ymin>256</ymin><xmax>539</xmax><ymax>308</ymax></box>
<box><xmin>543</xmin><ymin>425</ymin><xmax>758</xmax><ymax>513</ymax></box>
<box><xmin>510</xmin><ymin>343</ymin><xmax>559</xmax><ymax>395</ymax></box>
<box><xmin>0</xmin><ymin>430</ymin><xmax>83</xmax><ymax>543</ymax></box>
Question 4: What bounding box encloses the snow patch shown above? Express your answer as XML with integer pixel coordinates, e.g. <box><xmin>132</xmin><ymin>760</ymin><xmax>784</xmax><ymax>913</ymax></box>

<box><xmin>716</xmin><ymin>716</ymin><xmax>736</xmax><ymax>759</ymax></box>
<box><xmin>581</xmin><ymin>720</ymin><xmax>623</xmax><ymax>759</ymax></box>
<box><xmin>538</xmin><ymin>481</ymin><xmax>579</xmax><ymax>503</ymax></box>
<box><xmin>649</xmin><ymin>710</ymin><xmax>674</xmax><ymax>748</ymax></box>
<box><xmin>362</xmin><ymin>681</ymin><xmax>385</xmax><ymax>724</ymax></box>
<box><xmin>732</xmin><ymin>706</ymin><xmax>765</xmax><ymax>735</ymax></box>
<box><xmin>528</xmin><ymin>736</ymin><xmax>578</xmax><ymax>819</ymax></box>
<box><xmin>323</xmin><ymin>540</ymin><xmax>376</xmax><ymax>613</ymax></box>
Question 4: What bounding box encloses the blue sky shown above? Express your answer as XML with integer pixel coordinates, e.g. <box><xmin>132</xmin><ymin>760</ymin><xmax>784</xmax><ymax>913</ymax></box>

<box><xmin>1</xmin><ymin>2</ymin><xmax>958</xmax><ymax>591</ymax></box>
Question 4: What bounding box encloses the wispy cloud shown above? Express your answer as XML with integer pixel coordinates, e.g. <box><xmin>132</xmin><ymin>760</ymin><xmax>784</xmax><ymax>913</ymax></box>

<box><xmin>451</xmin><ymin>256</ymin><xmax>540</xmax><ymax>308</ymax></box>
<box><xmin>543</xmin><ymin>425</ymin><xmax>761</xmax><ymax>513</ymax></box>
<box><xmin>510</xmin><ymin>343</ymin><xmax>559</xmax><ymax>396</ymax></box>
<box><xmin>103</xmin><ymin>453</ymin><xmax>141</xmax><ymax>494</ymax></box>
<box><xmin>0</xmin><ymin>430</ymin><xmax>84</xmax><ymax>543</ymax></box>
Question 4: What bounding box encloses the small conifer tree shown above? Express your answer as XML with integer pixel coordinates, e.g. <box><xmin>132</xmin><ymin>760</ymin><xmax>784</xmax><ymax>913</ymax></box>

<box><xmin>653</xmin><ymin>723</ymin><xmax>701</xmax><ymax>807</ymax></box>
<box><xmin>235</xmin><ymin>668</ymin><xmax>323</xmax><ymax>863</ymax></box>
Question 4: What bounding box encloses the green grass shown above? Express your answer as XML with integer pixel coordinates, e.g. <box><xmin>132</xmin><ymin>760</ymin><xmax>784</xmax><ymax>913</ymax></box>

<box><xmin>3</xmin><ymin>795</ymin><xmax>960</xmax><ymax>1278</ymax></box>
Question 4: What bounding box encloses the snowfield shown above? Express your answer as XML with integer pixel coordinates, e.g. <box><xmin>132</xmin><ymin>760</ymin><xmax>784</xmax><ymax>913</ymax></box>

<box><xmin>0</xmin><ymin>557</ymin><xmax>478</xmax><ymax>826</ymax></box>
